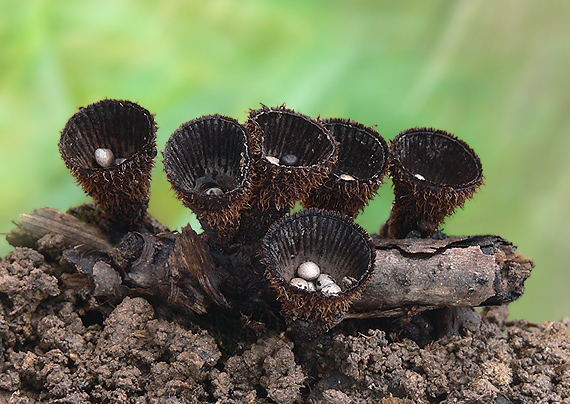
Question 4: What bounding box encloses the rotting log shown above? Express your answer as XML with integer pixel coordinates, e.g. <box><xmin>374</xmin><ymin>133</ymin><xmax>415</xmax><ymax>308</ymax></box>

<box><xmin>348</xmin><ymin>235</ymin><xmax>534</xmax><ymax>318</ymax></box>
<box><xmin>6</xmin><ymin>208</ymin><xmax>534</xmax><ymax>320</ymax></box>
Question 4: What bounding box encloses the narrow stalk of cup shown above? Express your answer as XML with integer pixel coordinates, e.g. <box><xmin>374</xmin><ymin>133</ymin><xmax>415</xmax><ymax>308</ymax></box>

<box><xmin>235</xmin><ymin>199</ymin><xmax>289</xmax><ymax>244</ymax></box>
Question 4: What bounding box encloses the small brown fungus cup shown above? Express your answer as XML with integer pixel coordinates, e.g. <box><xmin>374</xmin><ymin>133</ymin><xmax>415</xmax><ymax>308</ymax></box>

<box><xmin>59</xmin><ymin>99</ymin><xmax>157</xmax><ymax>230</ymax></box>
<box><xmin>381</xmin><ymin>127</ymin><xmax>484</xmax><ymax>238</ymax></box>
<box><xmin>302</xmin><ymin>118</ymin><xmax>389</xmax><ymax>217</ymax></box>
<box><xmin>263</xmin><ymin>209</ymin><xmax>375</xmax><ymax>337</ymax></box>
<box><xmin>246</xmin><ymin>105</ymin><xmax>338</xmax><ymax>211</ymax></box>
<box><xmin>163</xmin><ymin>114</ymin><xmax>253</xmax><ymax>241</ymax></box>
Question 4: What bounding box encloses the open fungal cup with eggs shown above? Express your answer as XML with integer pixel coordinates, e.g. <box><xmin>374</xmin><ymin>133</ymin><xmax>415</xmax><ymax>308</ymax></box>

<box><xmin>246</xmin><ymin>105</ymin><xmax>338</xmax><ymax>211</ymax></box>
<box><xmin>302</xmin><ymin>118</ymin><xmax>390</xmax><ymax>218</ymax></box>
<box><xmin>163</xmin><ymin>114</ymin><xmax>253</xmax><ymax>242</ymax></box>
<box><xmin>59</xmin><ymin>99</ymin><xmax>157</xmax><ymax>230</ymax></box>
<box><xmin>381</xmin><ymin>127</ymin><xmax>484</xmax><ymax>238</ymax></box>
<box><xmin>263</xmin><ymin>209</ymin><xmax>375</xmax><ymax>336</ymax></box>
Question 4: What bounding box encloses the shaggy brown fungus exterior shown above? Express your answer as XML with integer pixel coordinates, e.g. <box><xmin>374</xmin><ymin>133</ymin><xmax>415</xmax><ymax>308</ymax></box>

<box><xmin>234</xmin><ymin>105</ymin><xmax>339</xmax><ymax>243</ymax></box>
<box><xmin>59</xmin><ymin>99</ymin><xmax>157</xmax><ymax>231</ymax></box>
<box><xmin>246</xmin><ymin>104</ymin><xmax>338</xmax><ymax>211</ymax></box>
<box><xmin>263</xmin><ymin>209</ymin><xmax>375</xmax><ymax>338</ymax></box>
<box><xmin>302</xmin><ymin>118</ymin><xmax>389</xmax><ymax>217</ymax></box>
<box><xmin>381</xmin><ymin>127</ymin><xmax>484</xmax><ymax>238</ymax></box>
<box><xmin>163</xmin><ymin>114</ymin><xmax>253</xmax><ymax>242</ymax></box>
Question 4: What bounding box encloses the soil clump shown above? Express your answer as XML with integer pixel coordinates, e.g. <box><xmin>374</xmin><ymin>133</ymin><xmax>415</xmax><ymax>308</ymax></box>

<box><xmin>0</xmin><ymin>247</ymin><xmax>568</xmax><ymax>403</ymax></box>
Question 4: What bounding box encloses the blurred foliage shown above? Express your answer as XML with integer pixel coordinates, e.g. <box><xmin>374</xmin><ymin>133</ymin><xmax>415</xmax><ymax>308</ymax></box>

<box><xmin>1</xmin><ymin>0</ymin><xmax>568</xmax><ymax>322</ymax></box>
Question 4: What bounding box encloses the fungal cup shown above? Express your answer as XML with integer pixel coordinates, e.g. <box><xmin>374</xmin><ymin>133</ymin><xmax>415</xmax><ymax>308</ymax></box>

<box><xmin>263</xmin><ymin>209</ymin><xmax>375</xmax><ymax>337</ymax></box>
<box><xmin>302</xmin><ymin>118</ymin><xmax>389</xmax><ymax>217</ymax></box>
<box><xmin>246</xmin><ymin>105</ymin><xmax>338</xmax><ymax>211</ymax></box>
<box><xmin>163</xmin><ymin>114</ymin><xmax>253</xmax><ymax>241</ymax></box>
<box><xmin>381</xmin><ymin>128</ymin><xmax>484</xmax><ymax>238</ymax></box>
<box><xmin>59</xmin><ymin>99</ymin><xmax>157</xmax><ymax>230</ymax></box>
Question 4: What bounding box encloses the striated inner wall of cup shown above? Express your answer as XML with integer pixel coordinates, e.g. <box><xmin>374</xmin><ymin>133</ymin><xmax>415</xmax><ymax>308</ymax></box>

<box><xmin>325</xmin><ymin>121</ymin><xmax>387</xmax><ymax>181</ymax></box>
<box><xmin>394</xmin><ymin>131</ymin><xmax>481</xmax><ymax>188</ymax></box>
<box><xmin>265</xmin><ymin>211</ymin><xmax>374</xmax><ymax>294</ymax></box>
<box><xmin>165</xmin><ymin>116</ymin><xmax>249</xmax><ymax>196</ymax></box>
<box><xmin>254</xmin><ymin>111</ymin><xmax>335</xmax><ymax>168</ymax></box>
<box><xmin>62</xmin><ymin>100</ymin><xmax>155</xmax><ymax>169</ymax></box>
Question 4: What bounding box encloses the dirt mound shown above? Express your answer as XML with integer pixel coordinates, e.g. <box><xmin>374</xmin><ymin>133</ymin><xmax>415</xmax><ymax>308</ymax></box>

<box><xmin>0</xmin><ymin>248</ymin><xmax>568</xmax><ymax>403</ymax></box>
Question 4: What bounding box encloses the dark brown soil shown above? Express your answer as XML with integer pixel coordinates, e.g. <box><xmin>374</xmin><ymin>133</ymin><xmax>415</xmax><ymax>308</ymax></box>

<box><xmin>0</xmin><ymin>247</ymin><xmax>568</xmax><ymax>404</ymax></box>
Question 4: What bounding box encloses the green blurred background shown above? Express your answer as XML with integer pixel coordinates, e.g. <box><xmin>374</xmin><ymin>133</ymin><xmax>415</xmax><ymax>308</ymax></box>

<box><xmin>1</xmin><ymin>0</ymin><xmax>568</xmax><ymax>322</ymax></box>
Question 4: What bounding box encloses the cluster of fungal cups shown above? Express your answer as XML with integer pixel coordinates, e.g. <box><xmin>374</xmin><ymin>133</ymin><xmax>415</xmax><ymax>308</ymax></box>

<box><xmin>57</xmin><ymin>99</ymin><xmax>484</xmax><ymax>337</ymax></box>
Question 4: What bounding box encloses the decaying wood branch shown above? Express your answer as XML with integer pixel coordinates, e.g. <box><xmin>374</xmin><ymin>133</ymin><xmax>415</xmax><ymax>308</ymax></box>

<box><xmin>348</xmin><ymin>236</ymin><xmax>534</xmax><ymax>318</ymax></box>
<box><xmin>6</xmin><ymin>208</ymin><xmax>533</xmax><ymax>321</ymax></box>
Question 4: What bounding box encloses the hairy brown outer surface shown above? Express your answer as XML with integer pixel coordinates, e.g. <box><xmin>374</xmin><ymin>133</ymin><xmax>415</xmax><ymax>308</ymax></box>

<box><xmin>246</xmin><ymin>105</ymin><xmax>338</xmax><ymax>211</ymax></box>
<box><xmin>59</xmin><ymin>100</ymin><xmax>157</xmax><ymax>230</ymax></box>
<box><xmin>303</xmin><ymin>176</ymin><xmax>382</xmax><ymax>218</ymax></box>
<box><xmin>303</xmin><ymin>118</ymin><xmax>389</xmax><ymax>218</ymax></box>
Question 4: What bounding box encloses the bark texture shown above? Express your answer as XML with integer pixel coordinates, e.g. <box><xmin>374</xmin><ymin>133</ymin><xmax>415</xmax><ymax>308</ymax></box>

<box><xmin>351</xmin><ymin>236</ymin><xmax>534</xmax><ymax>317</ymax></box>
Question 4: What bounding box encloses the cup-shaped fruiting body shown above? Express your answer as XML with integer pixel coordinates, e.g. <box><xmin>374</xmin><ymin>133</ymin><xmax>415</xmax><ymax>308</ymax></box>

<box><xmin>263</xmin><ymin>209</ymin><xmax>375</xmax><ymax>337</ymax></box>
<box><xmin>382</xmin><ymin>128</ymin><xmax>484</xmax><ymax>238</ymax></box>
<box><xmin>302</xmin><ymin>118</ymin><xmax>389</xmax><ymax>217</ymax></box>
<box><xmin>59</xmin><ymin>99</ymin><xmax>157</xmax><ymax>230</ymax></box>
<box><xmin>163</xmin><ymin>115</ymin><xmax>252</xmax><ymax>240</ymax></box>
<box><xmin>247</xmin><ymin>105</ymin><xmax>338</xmax><ymax>211</ymax></box>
